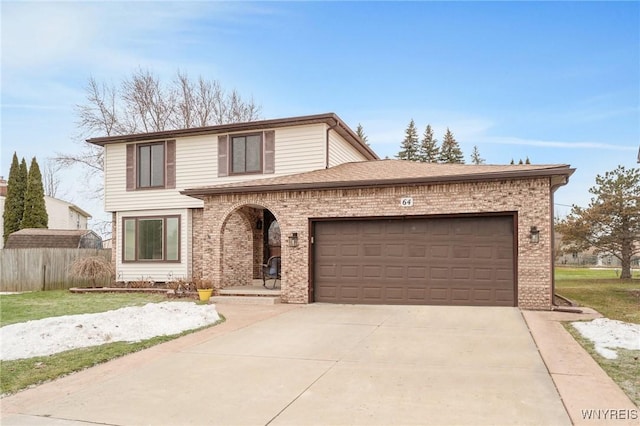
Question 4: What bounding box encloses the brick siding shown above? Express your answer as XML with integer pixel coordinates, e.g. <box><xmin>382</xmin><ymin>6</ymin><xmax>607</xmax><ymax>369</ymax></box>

<box><xmin>194</xmin><ymin>177</ymin><xmax>554</xmax><ymax>309</ymax></box>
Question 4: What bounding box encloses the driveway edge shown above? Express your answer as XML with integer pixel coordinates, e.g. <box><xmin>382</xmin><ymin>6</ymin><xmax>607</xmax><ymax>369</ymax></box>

<box><xmin>522</xmin><ymin>309</ymin><xmax>639</xmax><ymax>426</ymax></box>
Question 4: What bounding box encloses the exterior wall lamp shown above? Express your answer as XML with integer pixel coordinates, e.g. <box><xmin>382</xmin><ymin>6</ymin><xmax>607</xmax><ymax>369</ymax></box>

<box><xmin>256</xmin><ymin>219</ymin><xmax>263</xmax><ymax>230</ymax></box>
<box><xmin>288</xmin><ymin>232</ymin><xmax>299</xmax><ymax>247</ymax></box>
<box><xmin>530</xmin><ymin>226</ymin><xmax>540</xmax><ymax>243</ymax></box>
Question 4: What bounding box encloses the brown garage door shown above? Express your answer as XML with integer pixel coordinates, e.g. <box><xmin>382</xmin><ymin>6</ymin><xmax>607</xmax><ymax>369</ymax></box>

<box><xmin>313</xmin><ymin>216</ymin><xmax>515</xmax><ymax>306</ymax></box>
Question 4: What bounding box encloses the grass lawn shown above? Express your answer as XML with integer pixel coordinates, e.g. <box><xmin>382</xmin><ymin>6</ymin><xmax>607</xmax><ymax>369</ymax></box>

<box><xmin>555</xmin><ymin>268</ymin><xmax>640</xmax><ymax>324</ymax></box>
<box><xmin>0</xmin><ymin>290</ymin><xmax>221</xmax><ymax>396</ymax></box>
<box><xmin>555</xmin><ymin>267</ymin><xmax>639</xmax><ymax>406</ymax></box>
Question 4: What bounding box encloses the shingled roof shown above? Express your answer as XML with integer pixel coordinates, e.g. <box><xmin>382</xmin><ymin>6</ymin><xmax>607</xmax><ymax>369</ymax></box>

<box><xmin>182</xmin><ymin>159</ymin><xmax>575</xmax><ymax>198</ymax></box>
<box><xmin>86</xmin><ymin>112</ymin><xmax>378</xmax><ymax>161</ymax></box>
<box><xmin>5</xmin><ymin>229</ymin><xmax>102</xmax><ymax>249</ymax></box>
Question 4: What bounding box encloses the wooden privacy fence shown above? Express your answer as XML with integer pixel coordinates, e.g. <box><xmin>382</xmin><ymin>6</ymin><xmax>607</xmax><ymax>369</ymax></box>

<box><xmin>0</xmin><ymin>248</ymin><xmax>112</xmax><ymax>292</ymax></box>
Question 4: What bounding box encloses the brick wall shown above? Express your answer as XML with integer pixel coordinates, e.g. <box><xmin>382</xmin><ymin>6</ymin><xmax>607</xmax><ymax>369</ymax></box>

<box><xmin>198</xmin><ymin>177</ymin><xmax>553</xmax><ymax>309</ymax></box>
<box><xmin>191</xmin><ymin>208</ymin><xmax>203</xmax><ymax>279</ymax></box>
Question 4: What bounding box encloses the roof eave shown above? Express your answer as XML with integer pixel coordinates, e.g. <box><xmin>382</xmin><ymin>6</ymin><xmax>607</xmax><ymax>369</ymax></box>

<box><xmin>181</xmin><ymin>167</ymin><xmax>576</xmax><ymax>199</ymax></box>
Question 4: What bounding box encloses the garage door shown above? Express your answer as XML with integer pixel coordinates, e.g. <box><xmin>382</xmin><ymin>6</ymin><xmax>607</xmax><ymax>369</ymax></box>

<box><xmin>313</xmin><ymin>216</ymin><xmax>515</xmax><ymax>306</ymax></box>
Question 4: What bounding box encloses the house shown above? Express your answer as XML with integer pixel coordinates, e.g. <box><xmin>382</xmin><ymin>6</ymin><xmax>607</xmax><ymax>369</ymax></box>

<box><xmin>0</xmin><ymin>177</ymin><xmax>92</xmax><ymax>249</ymax></box>
<box><xmin>88</xmin><ymin>112</ymin><xmax>575</xmax><ymax>309</ymax></box>
<box><xmin>45</xmin><ymin>196</ymin><xmax>92</xmax><ymax>230</ymax></box>
<box><xmin>5</xmin><ymin>228</ymin><xmax>102</xmax><ymax>249</ymax></box>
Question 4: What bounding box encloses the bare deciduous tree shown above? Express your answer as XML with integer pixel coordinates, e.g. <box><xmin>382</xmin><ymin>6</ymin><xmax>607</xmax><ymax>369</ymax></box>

<box><xmin>42</xmin><ymin>159</ymin><xmax>63</xmax><ymax>198</ymax></box>
<box><xmin>54</xmin><ymin>69</ymin><xmax>262</xmax><ymax>201</ymax></box>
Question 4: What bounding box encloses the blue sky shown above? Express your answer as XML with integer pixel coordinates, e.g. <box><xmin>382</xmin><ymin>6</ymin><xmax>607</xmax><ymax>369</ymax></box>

<box><xmin>1</xmin><ymin>1</ymin><xmax>638</xmax><ymax>230</ymax></box>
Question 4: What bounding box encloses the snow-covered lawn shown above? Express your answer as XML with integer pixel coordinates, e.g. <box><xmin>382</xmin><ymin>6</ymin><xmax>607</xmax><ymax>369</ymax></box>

<box><xmin>572</xmin><ymin>318</ymin><xmax>640</xmax><ymax>359</ymax></box>
<box><xmin>0</xmin><ymin>302</ymin><xmax>220</xmax><ymax>361</ymax></box>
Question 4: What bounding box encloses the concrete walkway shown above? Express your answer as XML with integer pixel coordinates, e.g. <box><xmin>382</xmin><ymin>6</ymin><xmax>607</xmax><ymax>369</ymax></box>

<box><xmin>523</xmin><ymin>309</ymin><xmax>639</xmax><ymax>426</ymax></box>
<box><xmin>0</xmin><ymin>304</ymin><xmax>635</xmax><ymax>425</ymax></box>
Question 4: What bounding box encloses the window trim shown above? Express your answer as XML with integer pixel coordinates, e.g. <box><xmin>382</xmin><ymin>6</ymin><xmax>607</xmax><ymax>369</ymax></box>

<box><xmin>122</xmin><ymin>215</ymin><xmax>181</xmax><ymax>263</ymax></box>
<box><xmin>136</xmin><ymin>142</ymin><xmax>166</xmax><ymax>189</ymax></box>
<box><xmin>229</xmin><ymin>132</ymin><xmax>263</xmax><ymax>175</ymax></box>
<box><xmin>126</xmin><ymin>139</ymin><xmax>176</xmax><ymax>192</ymax></box>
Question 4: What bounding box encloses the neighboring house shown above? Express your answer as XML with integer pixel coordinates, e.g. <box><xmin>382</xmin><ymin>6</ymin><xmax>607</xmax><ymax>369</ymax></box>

<box><xmin>88</xmin><ymin>112</ymin><xmax>575</xmax><ymax>309</ymax></box>
<box><xmin>5</xmin><ymin>228</ymin><xmax>102</xmax><ymax>249</ymax></box>
<box><xmin>556</xmin><ymin>233</ymin><xmax>640</xmax><ymax>268</ymax></box>
<box><xmin>45</xmin><ymin>196</ymin><xmax>92</xmax><ymax>230</ymax></box>
<box><xmin>0</xmin><ymin>177</ymin><xmax>92</xmax><ymax>249</ymax></box>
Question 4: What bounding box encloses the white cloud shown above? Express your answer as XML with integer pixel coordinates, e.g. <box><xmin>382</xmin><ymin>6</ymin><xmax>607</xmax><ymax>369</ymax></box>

<box><xmin>477</xmin><ymin>136</ymin><xmax>636</xmax><ymax>151</ymax></box>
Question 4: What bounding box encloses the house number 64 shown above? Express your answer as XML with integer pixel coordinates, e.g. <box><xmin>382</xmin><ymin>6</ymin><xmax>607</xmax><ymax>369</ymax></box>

<box><xmin>400</xmin><ymin>197</ymin><xmax>414</xmax><ymax>207</ymax></box>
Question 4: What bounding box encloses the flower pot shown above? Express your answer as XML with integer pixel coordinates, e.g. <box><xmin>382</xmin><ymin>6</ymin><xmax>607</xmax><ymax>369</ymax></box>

<box><xmin>197</xmin><ymin>288</ymin><xmax>213</xmax><ymax>302</ymax></box>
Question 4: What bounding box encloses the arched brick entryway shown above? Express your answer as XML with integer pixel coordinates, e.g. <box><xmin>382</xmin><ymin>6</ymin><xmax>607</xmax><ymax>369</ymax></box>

<box><xmin>218</xmin><ymin>204</ymin><xmax>281</xmax><ymax>288</ymax></box>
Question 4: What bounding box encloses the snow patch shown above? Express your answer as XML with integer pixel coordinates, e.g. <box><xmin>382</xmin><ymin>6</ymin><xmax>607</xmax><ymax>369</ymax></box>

<box><xmin>0</xmin><ymin>302</ymin><xmax>220</xmax><ymax>361</ymax></box>
<box><xmin>571</xmin><ymin>318</ymin><xmax>640</xmax><ymax>360</ymax></box>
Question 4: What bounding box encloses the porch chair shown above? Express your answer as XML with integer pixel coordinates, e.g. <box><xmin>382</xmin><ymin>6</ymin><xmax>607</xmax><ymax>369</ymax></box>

<box><xmin>262</xmin><ymin>256</ymin><xmax>281</xmax><ymax>289</ymax></box>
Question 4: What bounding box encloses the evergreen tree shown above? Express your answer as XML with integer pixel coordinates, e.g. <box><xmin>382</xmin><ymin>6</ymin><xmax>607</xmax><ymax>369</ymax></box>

<box><xmin>525</xmin><ymin>157</ymin><xmax>531</xmax><ymax>164</ymax></box>
<box><xmin>3</xmin><ymin>153</ymin><xmax>28</xmax><ymax>243</ymax></box>
<box><xmin>418</xmin><ymin>124</ymin><xmax>439</xmax><ymax>163</ymax></box>
<box><xmin>356</xmin><ymin>123</ymin><xmax>369</xmax><ymax>145</ymax></box>
<box><xmin>21</xmin><ymin>157</ymin><xmax>48</xmax><ymax>229</ymax></box>
<box><xmin>397</xmin><ymin>119</ymin><xmax>420</xmax><ymax>161</ymax></box>
<box><xmin>518</xmin><ymin>159</ymin><xmax>524</xmax><ymax>165</ymax></box>
<box><xmin>510</xmin><ymin>159</ymin><xmax>515</xmax><ymax>165</ymax></box>
<box><xmin>470</xmin><ymin>145</ymin><xmax>485</xmax><ymax>165</ymax></box>
<box><xmin>438</xmin><ymin>128</ymin><xmax>465</xmax><ymax>164</ymax></box>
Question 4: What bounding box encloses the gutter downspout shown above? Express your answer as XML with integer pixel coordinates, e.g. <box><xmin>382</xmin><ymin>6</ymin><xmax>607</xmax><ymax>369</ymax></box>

<box><xmin>325</xmin><ymin>119</ymin><xmax>340</xmax><ymax>169</ymax></box>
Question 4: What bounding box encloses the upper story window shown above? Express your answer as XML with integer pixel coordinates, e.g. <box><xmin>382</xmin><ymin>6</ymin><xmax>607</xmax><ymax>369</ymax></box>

<box><xmin>218</xmin><ymin>131</ymin><xmax>274</xmax><ymax>177</ymax></box>
<box><xmin>138</xmin><ymin>143</ymin><xmax>165</xmax><ymax>188</ymax></box>
<box><xmin>231</xmin><ymin>134</ymin><xmax>262</xmax><ymax>174</ymax></box>
<box><xmin>126</xmin><ymin>140</ymin><xmax>175</xmax><ymax>191</ymax></box>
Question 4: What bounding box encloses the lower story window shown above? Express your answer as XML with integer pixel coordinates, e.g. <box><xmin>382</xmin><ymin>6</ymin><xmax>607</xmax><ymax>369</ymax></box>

<box><xmin>123</xmin><ymin>216</ymin><xmax>180</xmax><ymax>262</ymax></box>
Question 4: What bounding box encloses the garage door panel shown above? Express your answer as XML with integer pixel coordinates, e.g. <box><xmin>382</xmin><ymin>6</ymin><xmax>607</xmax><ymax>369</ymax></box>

<box><xmin>408</xmin><ymin>245</ymin><xmax>427</xmax><ymax>257</ymax></box>
<box><xmin>340</xmin><ymin>265</ymin><xmax>359</xmax><ymax>278</ymax></box>
<box><xmin>385</xmin><ymin>287</ymin><xmax>405</xmax><ymax>301</ymax></box>
<box><xmin>386</xmin><ymin>244</ymin><xmax>405</xmax><ymax>256</ymax></box>
<box><xmin>314</xmin><ymin>216</ymin><xmax>515</xmax><ymax>306</ymax></box>
<box><xmin>430</xmin><ymin>288</ymin><xmax>449</xmax><ymax>302</ymax></box>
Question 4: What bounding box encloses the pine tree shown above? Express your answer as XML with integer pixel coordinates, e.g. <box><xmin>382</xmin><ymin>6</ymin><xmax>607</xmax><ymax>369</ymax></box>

<box><xmin>470</xmin><ymin>145</ymin><xmax>485</xmax><ymax>165</ymax></box>
<box><xmin>438</xmin><ymin>128</ymin><xmax>465</xmax><ymax>164</ymax></box>
<box><xmin>21</xmin><ymin>157</ymin><xmax>48</xmax><ymax>229</ymax></box>
<box><xmin>418</xmin><ymin>124</ymin><xmax>439</xmax><ymax>163</ymax></box>
<box><xmin>356</xmin><ymin>123</ymin><xmax>369</xmax><ymax>145</ymax></box>
<box><xmin>397</xmin><ymin>119</ymin><xmax>420</xmax><ymax>161</ymax></box>
<box><xmin>3</xmin><ymin>153</ymin><xmax>28</xmax><ymax>243</ymax></box>
<box><xmin>525</xmin><ymin>157</ymin><xmax>531</xmax><ymax>164</ymax></box>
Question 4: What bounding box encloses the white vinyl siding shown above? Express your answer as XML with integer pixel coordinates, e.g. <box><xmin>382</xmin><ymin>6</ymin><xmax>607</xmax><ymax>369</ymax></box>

<box><xmin>115</xmin><ymin>208</ymin><xmax>190</xmax><ymax>282</ymax></box>
<box><xmin>105</xmin><ymin>143</ymin><xmax>206</xmax><ymax>212</ymax></box>
<box><xmin>272</xmin><ymin>124</ymin><xmax>325</xmax><ymax>174</ymax></box>
<box><xmin>104</xmin><ymin>124</ymin><xmax>329</xmax><ymax>212</ymax></box>
<box><xmin>44</xmin><ymin>196</ymin><xmax>90</xmax><ymax>229</ymax></box>
<box><xmin>328</xmin><ymin>130</ymin><xmax>368</xmax><ymax>167</ymax></box>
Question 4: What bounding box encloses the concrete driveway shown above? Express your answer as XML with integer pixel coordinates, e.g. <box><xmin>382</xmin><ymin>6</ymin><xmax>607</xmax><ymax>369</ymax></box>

<box><xmin>2</xmin><ymin>304</ymin><xmax>570</xmax><ymax>425</ymax></box>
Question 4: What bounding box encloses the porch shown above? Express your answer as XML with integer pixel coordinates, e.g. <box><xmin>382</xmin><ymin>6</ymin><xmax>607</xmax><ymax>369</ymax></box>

<box><xmin>211</xmin><ymin>279</ymin><xmax>282</xmax><ymax>305</ymax></box>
